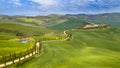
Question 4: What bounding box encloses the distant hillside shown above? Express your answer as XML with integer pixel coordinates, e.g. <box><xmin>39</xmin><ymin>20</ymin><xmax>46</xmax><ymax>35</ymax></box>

<box><xmin>47</xmin><ymin>17</ymin><xmax>86</xmax><ymax>30</ymax></box>
<box><xmin>67</xmin><ymin>13</ymin><xmax>120</xmax><ymax>26</ymax></box>
<box><xmin>46</xmin><ymin>13</ymin><xmax>120</xmax><ymax>30</ymax></box>
<box><xmin>0</xmin><ymin>23</ymin><xmax>53</xmax><ymax>36</ymax></box>
<box><xmin>0</xmin><ymin>13</ymin><xmax>120</xmax><ymax>30</ymax></box>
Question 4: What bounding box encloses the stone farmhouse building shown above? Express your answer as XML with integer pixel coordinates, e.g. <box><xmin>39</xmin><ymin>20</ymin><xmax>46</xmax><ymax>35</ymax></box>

<box><xmin>84</xmin><ymin>23</ymin><xmax>107</xmax><ymax>29</ymax></box>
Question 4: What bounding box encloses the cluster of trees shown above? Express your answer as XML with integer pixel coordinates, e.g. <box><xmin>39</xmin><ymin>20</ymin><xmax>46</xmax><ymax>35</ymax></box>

<box><xmin>0</xmin><ymin>29</ymin><xmax>34</xmax><ymax>39</ymax></box>
<box><xmin>16</xmin><ymin>32</ymin><xmax>33</xmax><ymax>38</ymax></box>
<box><xmin>36</xmin><ymin>36</ymin><xmax>62</xmax><ymax>41</ymax></box>
<box><xmin>36</xmin><ymin>32</ymin><xmax>72</xmax><ymax>41</ymax></box>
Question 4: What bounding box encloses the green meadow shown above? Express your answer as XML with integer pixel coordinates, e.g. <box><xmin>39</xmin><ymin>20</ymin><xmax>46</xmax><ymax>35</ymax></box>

<box><xmin>0</xmin><ymin>13</ymin><xmax>120</xmax><ymax>68</ymax></box>
<box><xmin>0</xmin><ymin>23</ymin><xmax>53</xmax><ymax>63</ymax></box>
<box><xmin>14</xmin><ymin>27</ymin><xmax>120</xmax><ymax>68</ymax></box>
<box><xmin>0</xmin><ymin>40</ymin><xmax>34</xmax><ymax>58</ymax></box>
<box><xmin>0</xmin><ymin>31</ymin><xmax>34</xmax><ymax>63</ymax></box>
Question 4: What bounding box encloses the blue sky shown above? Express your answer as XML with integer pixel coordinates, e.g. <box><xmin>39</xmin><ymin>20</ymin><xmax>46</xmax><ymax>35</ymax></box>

<box><xmin>0</xmin><ymin>0</ymin><xmax>120</xmax><ymax>16</ymax></box>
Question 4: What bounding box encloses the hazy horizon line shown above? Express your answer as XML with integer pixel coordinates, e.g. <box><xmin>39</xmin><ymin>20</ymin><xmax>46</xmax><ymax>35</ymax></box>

<box><xmin>0</xmin><ymin>12</ymin><xmax>120</xmax><ymax>17</ymax></box>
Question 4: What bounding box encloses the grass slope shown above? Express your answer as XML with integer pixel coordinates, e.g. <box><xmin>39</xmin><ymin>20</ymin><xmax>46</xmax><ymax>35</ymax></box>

<box><xmin>48</xmin><ymin>18</ymin><xmax>85</xmax><ymax>30</ymax></box>
<box><xmin>1</xmin><ymin>13</ymin><xmax>120</xmax><ymax>30</ymax></box>
<box><xmin>15</xmin><ymin>27</ymin><xmax>120</xmax><ymax>68</ymax></box>
<box><xmin>67</xmin><ymin>13</ymin><xmax>120</xmax><ymax>26</ymax></box>
<box><xmin>0</xmin><ymin>40</ymin><xmax>34</xmax><ymax>58</ymax></box>
<box><xmin>0</xmin><ymin>23</ymin><xmax>53</xmax><ymax>36</ymax></box>
<box><xmin>0</xmin><ymin>23</ymin><xmax>53</xmax><ymax>62</ymax></box>
<box><xmin>0</xmin><ymin>31</ymin><xmax>35</xmax><ymax>62</ymax></box>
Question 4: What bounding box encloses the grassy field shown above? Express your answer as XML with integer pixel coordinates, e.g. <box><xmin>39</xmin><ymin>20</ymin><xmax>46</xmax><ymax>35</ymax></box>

<box><xmin>0</xmin><ymin>40</ymin><xmax>34</xmax><ymax>58</ymax></box>
<box><xmin>0</xmin><ymin>23</ymin><xmax>53</xmax><ymax>63</ymax></box>
<box><xmin>0</xmin><ymin>23</ymin><xmax>53</xmax><ymax>36</ymax></box>
<box><xmin>0</xmin><ymin>32</ymin><xmax>35</xmax><ymax>61</ymax></box>
<box><xmin>0</xmin><ymin>32</ymin><xmax>17</xmax><ymax>40</ymax></box>
<box><xmin>13</xmin><ymin>27</ymin><xmax>120</xmax><ymax>68</ymax></box>
<box><xmin>0</xmin><ymin>14</ymin><xmax>120</xmax><ymax>67</ymax></box>
<box><xmin>48</xmin><ymin>18</ymin><xmax>85</xmax><ymax>30</ymax></box>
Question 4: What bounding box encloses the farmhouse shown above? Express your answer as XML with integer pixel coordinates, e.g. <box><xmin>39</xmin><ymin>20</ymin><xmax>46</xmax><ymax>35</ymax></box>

<box><xmin>84</xmin><ymin>23</ymin><xmax>107</xmax><ymax>29</ymax></box>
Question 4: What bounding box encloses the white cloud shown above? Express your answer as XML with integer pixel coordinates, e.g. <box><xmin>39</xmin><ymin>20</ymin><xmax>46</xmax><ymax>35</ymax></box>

<box><xmin>30</xmin><ymin>0</ymin><xmax>97</xmax><ymax>12</ymax></box>
<box><xmin>89</xmin><ymin>0</ymin><xmax>96</xmax><ymax>1</ymax></box>
<box><xmin>7</xmin><ymin>0</ymin><xmax>120</xmax><ymax>14</ymax></box>
<box><xmin>30</xmin><ymin>0</ymin><xmax>59</xmax><ymax>11</ymax></box>
<box><xmin>68</xmin><ymin>0</ymin><xmax>98</xmax><ymax>7</ymax></box>
<box><xmin>10</xmin><ymin>0</ymin><xmax>22</xmax><ymax>6</ymax></box>
<box><xmin>31</xmin><ymin>0</ymin><xmax>58</xmax><ymax>5</ymax></box>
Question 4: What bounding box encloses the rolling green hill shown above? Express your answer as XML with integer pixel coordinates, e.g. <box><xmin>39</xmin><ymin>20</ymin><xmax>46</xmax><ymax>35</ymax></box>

<box><xmin>14</xmin><ymin>27</ymin><xmax>120</xmax><ymax>68</ymax></box>
<box><xmin>0</xmin><ymin>13</ymin><xmax>120</xmax><ymax>68</ymax></box>
<box><xmin>0</xmin><ymin>23</ymin><xmax>53</xmax><ymax>36</ymax></box>
<box><xmin>37</xmin><ymin>13</ymin><xmax>120</xmax><ymax>30</ymax></box>
<box><xmin>0</xmin><ymin>23</ymin><xmax>53</xmax><ymax>62</ymax></box>
<box><xmin>47</xmin><ymin>18</ymin><xmax>85</xmax><ymax>30</ymax></box>
<box><xmin>1</xmin><ymin>13</ymin><xmax>120</xmax><ymax>31</ymax></box>
<box><xmin>66</xmin><ymin>13</ymin><xmax>120</xmax><ymax>26</ymax></box>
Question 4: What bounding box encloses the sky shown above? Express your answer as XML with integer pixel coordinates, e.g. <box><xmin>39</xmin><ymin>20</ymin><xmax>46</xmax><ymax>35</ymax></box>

<box><xmin>0</xmin><ymin>0</ymin><xmax>120</xmax><ymax>16</ymax></box>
